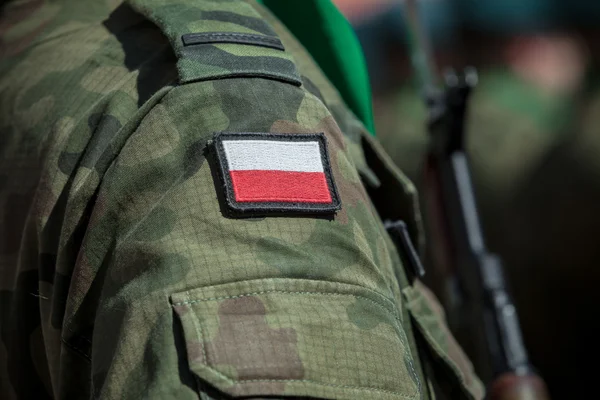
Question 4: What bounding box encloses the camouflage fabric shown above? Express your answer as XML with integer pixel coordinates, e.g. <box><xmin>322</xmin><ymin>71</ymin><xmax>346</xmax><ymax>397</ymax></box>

<box><xmin>128</xmin><ymin>0</ymin><xmax>302</xmax><ymax>85</ymax></box>
<box><xmin>403</xmin><ymin>280</ymin><xmax>484</xmax><ymax>400</ymax></box>
<box><xmin>0</xmin><ymin>0</ymin><xmax>482</xmax><ymax>399</ymax></box>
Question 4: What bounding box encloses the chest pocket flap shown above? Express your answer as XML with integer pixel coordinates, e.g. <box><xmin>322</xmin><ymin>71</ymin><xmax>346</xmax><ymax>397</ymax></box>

<box><xmin>171</xmin><ymin>278</ymin><xmax>423</xmax><ymax>399</ymax></box>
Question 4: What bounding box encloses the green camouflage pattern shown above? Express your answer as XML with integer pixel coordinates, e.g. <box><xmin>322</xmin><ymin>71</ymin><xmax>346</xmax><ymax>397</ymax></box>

<box><xmin>403</xmin><ymin>281</ymin><xmax>485</xmax><ymax>400</ymax></box>
<box><xmin>172</xmin><ymin>278</ymin><xmax>419</xmax><ymax>399</ymax></box>
<box><xmin>0</xmin><ymin>0</ymin><xmax>481</xmax><ymax>399</ymax></box>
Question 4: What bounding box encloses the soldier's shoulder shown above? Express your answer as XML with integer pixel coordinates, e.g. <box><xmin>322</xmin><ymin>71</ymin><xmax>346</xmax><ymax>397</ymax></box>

<box><xmin>0</xmin><ymin>0</ymin><xmax>176</xmax><ymax>128</ymax></box>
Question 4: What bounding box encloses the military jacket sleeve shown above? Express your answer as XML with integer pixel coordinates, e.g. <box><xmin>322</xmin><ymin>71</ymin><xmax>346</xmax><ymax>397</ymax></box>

<box><xmin>0</xmin><ymin>0</ymin><xmax>483</xmax><ymax>399</ymax></box>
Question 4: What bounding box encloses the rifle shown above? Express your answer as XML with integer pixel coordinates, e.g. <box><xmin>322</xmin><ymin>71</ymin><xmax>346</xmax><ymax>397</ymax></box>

<box><xmin>402</xmin><ymin>1</ymin><xmax>550</xmax><ymax>399</ymax></box>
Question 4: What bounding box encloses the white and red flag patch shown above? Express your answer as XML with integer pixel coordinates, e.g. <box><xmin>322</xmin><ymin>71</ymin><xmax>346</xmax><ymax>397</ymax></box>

<box><xmin>213</xmin><ymin>132</ymin><xmax>341</xmax><ymax>215</ymax></box>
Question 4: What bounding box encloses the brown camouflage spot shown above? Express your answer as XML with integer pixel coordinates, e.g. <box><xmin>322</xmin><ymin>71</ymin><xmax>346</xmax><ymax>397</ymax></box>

<box><xmin>316</xmin><ymin>115</ymin><xmax>346</xmax><ymax>152</ymax></box>
<box><xmin>205</xmin><ymin>296</ymin><xmax>304</xmax><ymax>385</ymax></box>
<box><xmin>269</xmin><ymin>119</ymin><xmax>306</xmax><ymax>134</ymax></box>
<box><xmin>186</xmin><ymin>338</ymin><xmax>206</xmax><ymax>365</ymax></box>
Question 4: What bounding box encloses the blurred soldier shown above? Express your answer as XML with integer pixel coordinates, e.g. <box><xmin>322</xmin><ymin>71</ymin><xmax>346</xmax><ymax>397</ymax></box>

<box><xmin>0</xmin><ymin>0</ymin><xmax>483</xmax><ymax>399</ymax></box>
<box><xmin>362</xmin><ymin>0</ymin><xmax>600</xmax><ymax>398</ymax></box>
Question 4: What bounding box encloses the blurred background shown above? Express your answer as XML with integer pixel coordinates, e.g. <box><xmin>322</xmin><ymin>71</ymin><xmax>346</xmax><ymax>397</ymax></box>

<box><xmin>333</xmin><ymin>0</ymin><xmax>600</xmax><ymax>398</ymax></box>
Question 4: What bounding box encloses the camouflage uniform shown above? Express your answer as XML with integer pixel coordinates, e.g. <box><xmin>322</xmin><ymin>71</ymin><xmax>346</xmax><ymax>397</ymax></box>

<box><xmin>0</xmin><ymin>0</ymin><xmax>483</xmax><ymax>399</ymax></box>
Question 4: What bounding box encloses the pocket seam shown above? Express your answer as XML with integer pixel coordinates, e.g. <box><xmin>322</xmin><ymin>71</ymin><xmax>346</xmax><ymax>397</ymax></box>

<box><xmin>175</xmin><ymin>288</ymin><xmax>419</xmax><ymax>399</ymax></box>
<box><xmin>410</xmin><ymin>309</ymin><xmax>468</xmax><ymax>383</ymax></box>
<box><xmin>410</xmin><ymin>315</ymin><xmax>479</xmax><ymax>400</ymax></box>
<box><xmin>403</xmin><ymin>285</ymin><xmax>485</xmax><ymax>399</ymax></box>
<box><xmin>173</xmin><ymin>289</ymin><xmax>399</xmax><ymax>322</ymax></box>
<box><xmin>405</xmin><ymin>292</ymin><xmax>466</xmax><ymax>382</ymax></box>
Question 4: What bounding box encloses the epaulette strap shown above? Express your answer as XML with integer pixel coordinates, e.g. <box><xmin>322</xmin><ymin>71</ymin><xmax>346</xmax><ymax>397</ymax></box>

<box><xmin>126</xmin><ymin>0</ymin><xmax>302</xmax><ymax>86</ymax></box>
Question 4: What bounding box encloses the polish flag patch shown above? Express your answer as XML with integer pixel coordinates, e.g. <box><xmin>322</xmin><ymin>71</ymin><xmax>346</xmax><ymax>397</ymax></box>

<box><xmin>213</xmin><ymin>132</ymin><xmax>341</xmax><ymax>216</ymax></box>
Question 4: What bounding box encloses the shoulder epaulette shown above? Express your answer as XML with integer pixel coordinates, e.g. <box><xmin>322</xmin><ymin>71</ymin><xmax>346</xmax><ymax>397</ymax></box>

<box><xmin>127</xmin><ymin>0</ymin><xmax>302</xmax><ymax>86</ymax></box>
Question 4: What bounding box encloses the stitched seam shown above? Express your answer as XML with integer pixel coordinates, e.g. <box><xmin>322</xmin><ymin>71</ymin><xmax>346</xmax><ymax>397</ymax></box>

<box><xmin>181</xmin><ymin>33</ymin><xmax>284</xmax><ymax>51</ymax></box>
<box><xmin>62</xmin><ymin>338</ymin><xmax>91</xmax><ymax>361</ymax></box>
<box><xmin>385</xmin><ymin>298</ymin><xmax>421</xmax><ymax>397</ymax></box>
<box><xmin>415</xmin><ymin>319</ymin><xmax>469</xmax><ymax>385</ymax></box>
<box><xmin>226</xmin><ymin>141</ymin><xmax>322</xmax><ymax>148</ymax></box>
<box><xmin>174</xmin><ymin>290</ymin><xmax>398</xmax><ymax>320</ymax></box>
<box><xmin>189</xmin><ymin>34</ymin><xmax>281</xmax><ymax>44</ymax></box>
<box><xmin>183</xmin><ymin>32</ymin><xmax>282</xmax><ymax>44</ymax></box>
<box><xmin>396</xmin><ymin>294</ymin><xmax>422</xmax><ymax>395</ymax></box>
<box><xmin>184</xmin><ymin>38</ymin><xmax>283</xmax><ymax>51</ymax></box>
<box><xmin>197</xmin><ymin>364</ymin><xmax>417</xmax><ymax>398</ymax></box>
<box><xmin>64</xmin><ymin>325</ymin><xmax>93</xmax><ymax>344</ymax></box>
<box><xmin>191</xmin><ymin>33</ymin><xmax>280</xmax><ymax>42</ymax></box>
<box><xmin>179</xmin><ymin>70</ymin><xmax>302</xmax><ymax>87</ymax></box>
<box><xmin>221</xmin><ymin>376</ymin><xmax>418</xmax><ymax>399</ymax></box>
<box><xmin>197</xmin><ymin>360</ymin><xmax>417</xmax><ymax>399</ymax></box>
<box><xmin>235</xmin><ymin>196</ymin><xmax>333</xmax><ymax>202</ymax></box>
<box><xmin>196</xmin><ymin>313</ymin><xmax>209</xmax><ymax>366</ymax></box>
<box><xmin>407</xmin><ymin>296</ymin><xmax>474</xmax><ymax>394</ymax></box>
<box><xmin>396</xmin><ymin>326</ymin><xmax>422</xmax><ymax>396</ymax></box>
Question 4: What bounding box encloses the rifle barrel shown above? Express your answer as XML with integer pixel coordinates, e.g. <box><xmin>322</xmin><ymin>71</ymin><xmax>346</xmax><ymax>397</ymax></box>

<box><xmin>398</xmin><ymin>2</ymin><xmax>550</xmax><ymax>397</ymax></box>
<box><xmin>424</xmin><ymin>69</ymin><xmax>550</xmax><ymax>399</ymax></box>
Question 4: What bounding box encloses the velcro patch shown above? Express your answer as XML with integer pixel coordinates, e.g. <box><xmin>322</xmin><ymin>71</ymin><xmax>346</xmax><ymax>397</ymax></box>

<box><xmin>212</xmin><ymin>132</ymin><xmax>341</xmax><ymax>216</ymax></box>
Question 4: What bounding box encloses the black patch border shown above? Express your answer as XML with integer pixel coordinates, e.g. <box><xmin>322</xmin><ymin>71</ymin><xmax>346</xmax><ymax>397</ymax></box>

<box><xmin>212</xmin><ymin>132</ymin><xmax>341</xmax><ymax>216</ymax></box>
<box><xmin>182</xmin><ymin>32</ymin><xmax>285</xmax><ymax>51</ymax></box>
